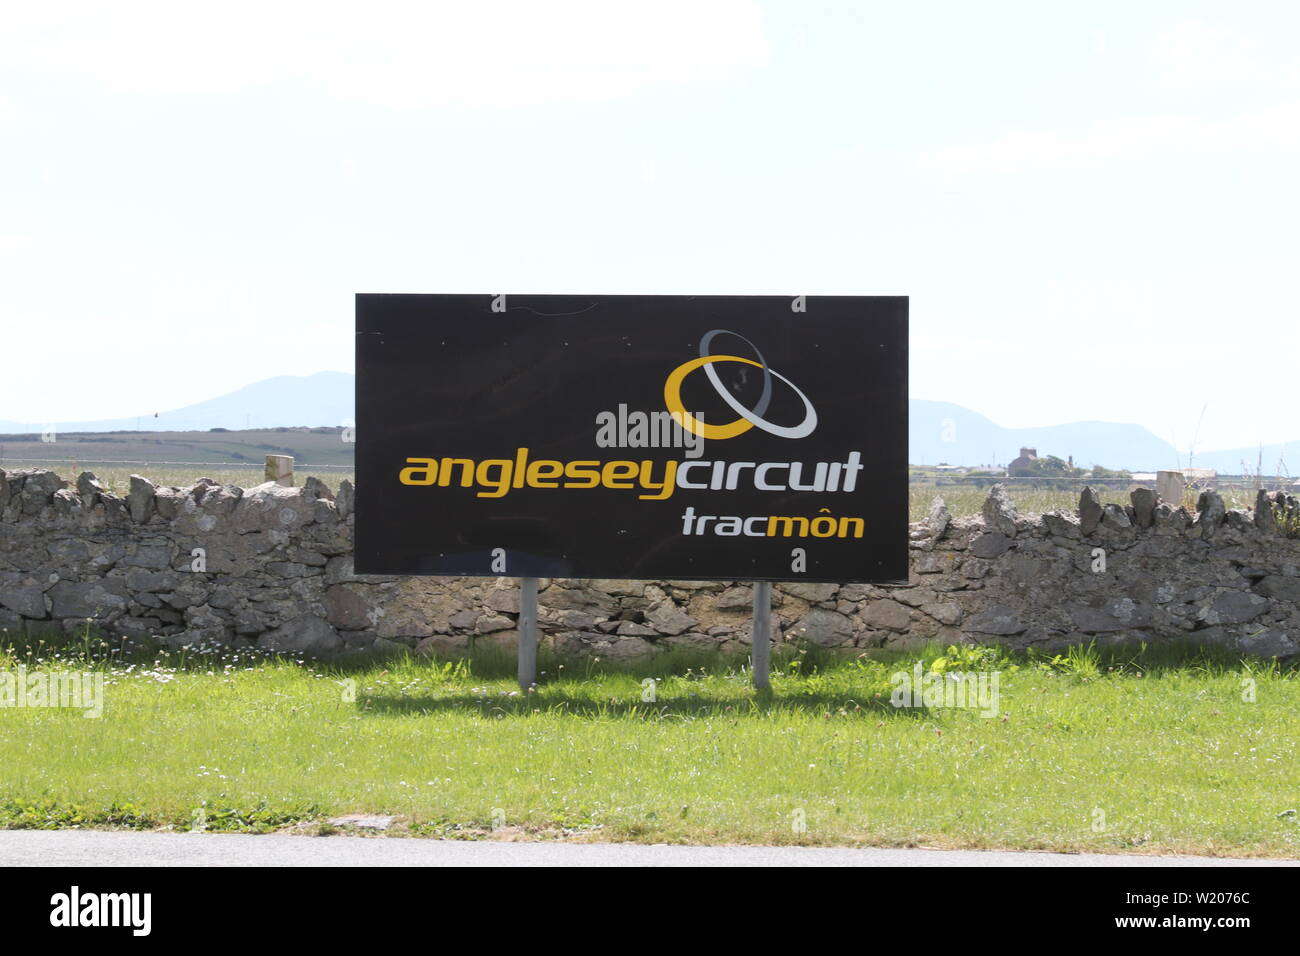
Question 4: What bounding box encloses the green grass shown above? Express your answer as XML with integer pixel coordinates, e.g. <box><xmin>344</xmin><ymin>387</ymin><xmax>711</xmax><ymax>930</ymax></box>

<box><xmin>1</xmin><ymin>629</ymin><xmax>1297</xmax><ymax>856</ymax></box>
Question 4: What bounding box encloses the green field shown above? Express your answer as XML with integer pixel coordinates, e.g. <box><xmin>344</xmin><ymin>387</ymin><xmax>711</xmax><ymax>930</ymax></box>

<box><xmin>1</xmin><ymin>631</ymin><xmax>1296</xmax><ymax>856</ymax></box>
<box><xmin>0</xmin><ymin>427</ymin><xmax>355</xmax><ymax>475</ymax></box>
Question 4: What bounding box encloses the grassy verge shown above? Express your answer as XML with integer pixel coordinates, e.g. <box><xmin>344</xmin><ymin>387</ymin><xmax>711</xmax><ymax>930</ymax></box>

<box><xmin>1</xmin><ymin>629</ymin><xmax>1297</xmax><ymax>856</ymax></box>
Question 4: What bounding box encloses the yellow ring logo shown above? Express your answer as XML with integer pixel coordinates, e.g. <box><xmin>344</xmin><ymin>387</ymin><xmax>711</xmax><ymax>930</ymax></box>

<box><xmin>664</xmin><ymin>355</ymin><xmax>763</xmax><ymax>441</ymax></box>
<box><xmin>664</xmin><ymin>331</ymin><xmax>818</xmax><ymax>442</ymax></box>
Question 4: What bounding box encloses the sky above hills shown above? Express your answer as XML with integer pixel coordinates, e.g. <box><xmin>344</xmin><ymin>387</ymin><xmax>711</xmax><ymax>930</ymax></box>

<box><xmin>1</xmin><ymin>2</ymin><xmax>1297</xmax><ymax>453</ymax></box>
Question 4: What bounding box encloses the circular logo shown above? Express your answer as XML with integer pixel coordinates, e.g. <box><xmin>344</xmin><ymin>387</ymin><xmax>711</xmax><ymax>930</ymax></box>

<box><xmin>663</xmin><ymin>329</ymin><xmax>817</xmax><ymax>441</ymax></box>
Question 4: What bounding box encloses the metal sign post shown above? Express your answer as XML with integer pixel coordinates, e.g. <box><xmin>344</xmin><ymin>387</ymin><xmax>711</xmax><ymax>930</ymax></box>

<box><xmin>517</xmin><ymin>577</ymin><xmax>539</xmax><ymax>691</ymax></box>
<box><xmin>751</xmin><ymin>580</ymin><xmax>771</xmax><ymax>690</ymax></box>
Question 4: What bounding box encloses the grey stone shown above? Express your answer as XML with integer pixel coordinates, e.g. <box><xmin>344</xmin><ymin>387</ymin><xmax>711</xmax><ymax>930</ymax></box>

<box><xmin>645</xmin><ymin>602</ymin><xmax>696</xmax><ymax>636</ymax></box>
<box><xmin>1237</xmin><ymin>626</ymin><xmax>1298</xmax><ymax>659</ymax></box>
<box><xmin>20</xmin><ymin>471</ymin><xmax>67</xmax><ymax>514</ymax></box>
<box><xmin>1078</xmin><ymin>487</ymin><xmax>1103</xmax><ymax>535</ymax></box>
<box><xmin>921</xmin><ymin>602</ymin><xmax>962</xmax><ymax>626</ymax></box>
<box><xmin>51</xmin><ymin>489</ymin><xmax>83</xmax><ymax>516</ymax></box>
<box><xmin>966</xmin><ymin>604</ymin><xmax>1025</xmax><ymax>635</ymax></box>
<box><xmin>786</xmin><ymin>608</ymin><xmax>854</xmax><ymax>646</ymax></box>
<box><xmin>161</xmin><ymin>583</ymin><xmax>209</xmax><ymax>609</ymax></box>
<box><xmin>232</xmin><ymin>482</ymin><xmax>316</xmax><ymax>533</ymax></box>
<box><xmin>1197</xmin><ymin>491</ymin><xmax>1226</xmax><ymax>539</ymax></box>
<box><xmin>590</xmin><ymin>579</ymin><xmax>647</xmax><ymax>598</ymax></box>
<box><xmin>121</xmin><ymin>542</ymin><xmax>172</xmax><ymax>569</ymax></box>
<box><xmin>1154</xmin><ymin>504</ymin><xmax>1193</xmax><ymax>534</ymax></box>
<box><xmin>476</xmin><ymin>613</ymin><xmax>514</xmax><ymax>634</ymax></box>
<box><xmin>485</xmin><ymin>587</ymin><xmax>520</xmax><ymax>614</ymax></box>
<box><xmin>48</xmin><ymin>579</ymin><xmax>129</xmax><ymax>618</ymax></box>
<box><xmin>1068</xmin><ymin>601</ymin><xmax>1148</xmax><ymax>633</ymax></box>
<box><xmin>716</xmin><ymin>585</ymin><xmax>754</xmax><ymax>610</ymax></box>
<box><xmin>76</xmin><ymin>472</ymin><xmax>105</xmax><ymax>504</ymax></box>
<box><xmin>780</xmin><ymin>582</ymin><xmax>839</xmax><ymax>603</ymax></box>
<box><xmin>127</xmin><ymin>475</ymin><xmax>157</xmax><ymax>524</ymax></box>
<box><xmin>544</xmin><ymin>607</ymin><xmax>597</xmax><ymax>630</ymax></box>
<box><xmin>861</xmin><ymin>599</ymin><xmax>911</xmax><ymax>632</ymax></box>
<box><xmin>335</xmin><ymin>480</ymin><xmax>354</xmax><ymax>520</ymax></box>
<box><xmin>1255</xmin><ymin>490</ymin><xmax>1277</xmax><ymax>532</ymax></box>
<box><xmin>301</xmin><ymin>476</ymin><xmax>334</xmax><ymax>501</ymax></box>
<box><xmin>982</xmin><ymin>484</ymin><xmax>1017</xmax><ymax>536</ymax></box>
<box><xmin>0</xmin><ymin>573</ymin><xmax>48</xmax><ymax>618</ymax></box>
<box><xmin>124</xmin><ymin>568</ymin><xmax>179</xmax><ymax>592</ymax></box>
<box><xmin>1100</xmin><ymin>503</ymin><xmax>1132</xmax><ymax>531</ymax></box>
<box><xmin>971</xmin><ymin>532</ymin><xmax>1011</xmax><ymax>559</ymax></box>
<box><xmin>258</xmin><ymin>615</ymin><xmax>343</xmax><ymax>656</ymax></box>
<box><xmin>1204</xmin><ymin>590</ymin><xmax>1269</xmax><ymax>625</ymax></box>
<box><xmin>324</xmin><ymin>584</ymin><xmax>374</xmax><ymax>630</ymax></box>
<box><xmin>913</xmin><ymin>553</ymin><xmax>952</xmax><ymax>574</ymax></box>
<box><xmin>1130</xmin><ymin>488</ymin><xmax>1157</xmax><ymax>528</ymax></box>
<box><xmin>329</xmin><ymin>814</ymin><xmax>394</xmax><ymax>831</ymax></box>
<box><xmin>1256</xmin><ymin>575</ymin><xmax>1300</xmax><ymax>604</ymax></box>
<box><xmin>539</xmin><ymin>583</ymin><xmax>618</xmax><ymax>614</ymax></box>
<box><xmin>1042</xmin><ymin>511</ymin><xmax>1081</xmax><ymax>539</ymax></box>
<box><xmin>323</xmin><ymin>555</ymin><xmax>396</xmax><ymax>586</ymax></box>
<box><xmin>926</xmin><ymin>496</ymin><xmax>951</xmax><ymax>540</ymax></box>
<box><xmin>448</xmin><ymin>609</ymin><xmax>477</xmax><ymax>630</ymax></box>
<box><xmin>197</xmin><ymin>484</ymin><xmax>242</xmax><ymax>516</ymax></box>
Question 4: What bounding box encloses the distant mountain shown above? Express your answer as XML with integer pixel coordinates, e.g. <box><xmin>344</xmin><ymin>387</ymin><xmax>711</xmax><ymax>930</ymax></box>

<box><xmin>1181</xmin><ymin>441</ymin><xmax>1298</xmax><ymax>477</ymax></box>
<box><xmin>0</xmin><ymin>372</ymin><xmax>355</xmax><ymax>434</ymax></box>
<box><xmin>1</xmin><ymin>372</ymin><xmax>1287</xmax><ymax>475</ymax></box>
<box><xmin>909</xmin><ymin>399</ymin><xmax>1184</xmax><ymax>472</ymax></box>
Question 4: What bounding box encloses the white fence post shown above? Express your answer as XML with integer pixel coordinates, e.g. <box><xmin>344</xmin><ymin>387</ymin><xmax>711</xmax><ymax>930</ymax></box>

<box><xmin>265</xmin><ymin>455</ymin><xmax>294</xmax><ymax>487</ymax></box>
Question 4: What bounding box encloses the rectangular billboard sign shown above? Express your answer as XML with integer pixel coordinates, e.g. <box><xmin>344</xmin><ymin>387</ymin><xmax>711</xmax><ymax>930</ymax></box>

<box><xmin>355</xmin><ymin>294</ymin><xmax>907</xmax><ymax>583</ymax></box>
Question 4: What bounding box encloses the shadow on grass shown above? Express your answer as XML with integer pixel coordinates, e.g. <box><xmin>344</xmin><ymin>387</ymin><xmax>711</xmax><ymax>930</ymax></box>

<box><xmin>354</xmin><ymin>687</ymin><xmax>922</xmax><ymax>720</ymax></box>
<box><xmin>6</xmin><ymin>622</ymin><xmax>1293</xmax><ymax>684</ymax></box>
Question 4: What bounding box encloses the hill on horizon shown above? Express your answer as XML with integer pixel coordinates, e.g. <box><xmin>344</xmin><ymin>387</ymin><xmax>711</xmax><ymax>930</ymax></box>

<box><xmin>909</xmin><ymin>399</ymin><xmax>1184</xmax><ymax>472</ymax></box>
<box><xmin>0</xmin><ymin>372</ymin><xmax>354</xmax><ymax>434</ymax></box>
<box><xmin>1</xmin><ymin>372</ymin><xmax>1291</xmax><ymax>475</ymax></box>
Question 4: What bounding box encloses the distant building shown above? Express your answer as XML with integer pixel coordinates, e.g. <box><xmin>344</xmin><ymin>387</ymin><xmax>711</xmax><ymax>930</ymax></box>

<box><xmin>1007</xmin><ymin>447</ymin><xmax>1038</xmax><ymax>478</ymax></box>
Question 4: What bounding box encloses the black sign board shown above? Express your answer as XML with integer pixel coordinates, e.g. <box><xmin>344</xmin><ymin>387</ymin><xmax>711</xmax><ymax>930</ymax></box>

<box><xmin>355</xmin><ymin>294</ymin><xmax>907</xmax><ymax>583</ymax></box>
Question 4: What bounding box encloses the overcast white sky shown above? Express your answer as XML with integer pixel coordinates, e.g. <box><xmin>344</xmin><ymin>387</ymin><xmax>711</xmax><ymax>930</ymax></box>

<box><xmin>1</xmin><ymin>0</ymin><xmax>1296</xmax><ymax>452</ymax></box>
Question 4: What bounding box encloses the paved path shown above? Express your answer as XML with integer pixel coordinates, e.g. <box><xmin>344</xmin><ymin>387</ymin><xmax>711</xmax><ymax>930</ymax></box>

<box><xmin>1</xmin><ymin>830</ymin><xmax>1293</xmax><ymax>866</ymax></box>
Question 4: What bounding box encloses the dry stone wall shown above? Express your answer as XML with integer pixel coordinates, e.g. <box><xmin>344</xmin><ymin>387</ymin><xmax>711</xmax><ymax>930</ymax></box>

<box><xmin>1</xmin><ymin>467</ymin><xmax>1298</xmax><ymax>659</ymax></box>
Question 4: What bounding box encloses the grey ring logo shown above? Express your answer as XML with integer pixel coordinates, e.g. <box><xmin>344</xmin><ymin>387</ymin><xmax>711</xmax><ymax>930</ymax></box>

<box><xmin>696</xmin><ymin>329</ymin><xmax>817</xmax><ymax>440</ymax></box>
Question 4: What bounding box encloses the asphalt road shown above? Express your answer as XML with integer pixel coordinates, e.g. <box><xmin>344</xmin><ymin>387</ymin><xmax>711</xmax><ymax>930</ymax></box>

<box><xmin>1</xmin><ymin>830</ymin><xmax>1294</xmax><ymax>866</ymax></box>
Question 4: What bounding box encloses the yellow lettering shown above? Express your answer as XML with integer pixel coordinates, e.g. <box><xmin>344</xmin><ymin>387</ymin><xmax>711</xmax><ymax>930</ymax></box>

<box><xmin>526</xmin><ymin>460</ymin><xmax>564</xmax><ymax>488</ymax></box>
<box><xmin>564</xmin><ymin>460</ymin><xmax>601</xmax><ymax>488</ymax></box>
<box><xmin>637</xmin><ymin>460</ymin><xmax>678</xmax><ymax>500</ymax></box>
<box><xmin>475</xmin><ymin>459</ymin><xmax>513</xmax><ymax>498</ymax></box>
<box><xmin>767</xmin><ymin>515</ymin><xmax>809</xmax><ymax>537</ymax></box>
<box><xmin>399</xmin><ymin>458</ymin><xmax>438</xmax><ymax>485</ymax></box>
<box><xmin>437</xmin><ymin>458</ymin><xmax>475</xmax><ymax>488</ymax></box>
<box><xmin>601</xmin><ymin>460</ymin><xmax>638</xmax><ymax>488</ymax></box>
